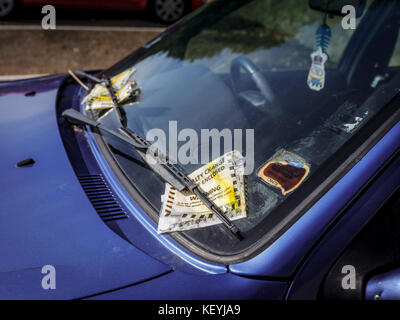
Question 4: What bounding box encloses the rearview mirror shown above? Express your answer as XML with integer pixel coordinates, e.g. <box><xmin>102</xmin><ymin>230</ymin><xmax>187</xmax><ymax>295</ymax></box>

<box><xmin>309</xmin><ymin>0</ymin><xmax>366</xmax><ymax>18</ymax></box>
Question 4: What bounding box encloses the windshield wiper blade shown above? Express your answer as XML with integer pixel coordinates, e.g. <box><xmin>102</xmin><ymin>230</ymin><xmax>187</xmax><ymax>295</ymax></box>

<box><xmin>69</xmin><ymin>69</ymin><xmax>127</xmax><ymax>127</ymax></box>
<box><xmin>62</xmin><ymin>108</ymin><xmax>243</xmax><ymax>241</ymax></box>
<box><xmin>119</xmin><ymin>127</ymin><xmax>243</xmax><ymax>240</ymax></box>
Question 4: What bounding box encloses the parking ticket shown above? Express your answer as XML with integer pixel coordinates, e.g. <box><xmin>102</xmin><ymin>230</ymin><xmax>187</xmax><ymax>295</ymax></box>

<box><xmin>158</xmin><ymin>150</ymin><xmax>246</xmax><ymax>234</ymax></box>
<box><xmin>82</xmin><ymin>67</ymin><xmax>137</xmax><ymax>110</ymax></box>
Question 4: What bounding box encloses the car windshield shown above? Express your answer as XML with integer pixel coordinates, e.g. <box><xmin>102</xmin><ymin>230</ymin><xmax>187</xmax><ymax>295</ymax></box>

<box><xmin>84</xmin><ymin>0</ymin><xmax>400</xmax><ymax>260</ymax></box>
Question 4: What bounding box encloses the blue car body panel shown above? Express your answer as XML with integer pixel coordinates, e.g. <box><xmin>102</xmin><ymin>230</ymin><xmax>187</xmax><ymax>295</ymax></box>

<box><xmin>286</xmin><ymin>150</ymin><xmax>400</xmax><ymax>299</ymax></box>
<box><xmin>0</xmin><ymin>75</ymin><xmax>172</xmax><ymax>299</ymax></box>
<box><xmin>366</xmin><ymin>268</ymin><xmax>400</xmax><ymax>300</ymax></box>
<box><xmin>86</xmin><ymin>270</ymin><xmax>287</xmax><ymax>300</ymax></box>
<box><xmin>230</xmin><ymin>121</ymin><xmax>400</xmax><ymax>279</ymax></box>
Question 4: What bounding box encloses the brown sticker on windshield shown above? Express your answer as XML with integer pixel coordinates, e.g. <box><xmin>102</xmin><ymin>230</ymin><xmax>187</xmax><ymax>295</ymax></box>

<box><xmin>257</xmin><ymin>150</ymin><xmax>310</xmax><ymax>195</ymax></box>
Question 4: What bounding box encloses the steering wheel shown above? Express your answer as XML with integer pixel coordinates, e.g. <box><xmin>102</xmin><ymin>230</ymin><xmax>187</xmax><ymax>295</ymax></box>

<box><xmin>230</xmin><ymin>56</ymin><xmax>281</xmax><ymax>118</ymax></box>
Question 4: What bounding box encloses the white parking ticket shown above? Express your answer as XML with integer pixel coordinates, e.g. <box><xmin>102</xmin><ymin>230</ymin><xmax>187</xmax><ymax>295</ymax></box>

<box><xmin>158</xmin><ymin>150</ymin><xmax>246</xmax><ymax>233</ymax></box>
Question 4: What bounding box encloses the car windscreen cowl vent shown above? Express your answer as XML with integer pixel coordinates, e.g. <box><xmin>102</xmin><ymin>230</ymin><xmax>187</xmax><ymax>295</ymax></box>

<box><xmin>77</xmin><ymin>174</ymin><xmax>129</xmax><ymax>222</ymax></box>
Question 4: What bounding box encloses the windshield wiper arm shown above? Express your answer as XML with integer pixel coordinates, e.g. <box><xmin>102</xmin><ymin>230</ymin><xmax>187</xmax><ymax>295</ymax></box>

<box><xmin>62</xmin><ymin>108</ymin><xmax>143</xmax><ymax>149</ymax></box>
<box><xmin>62</xmin><ymin>108</ymin><xmax>185</xmax><ymax>191</ymax></box>
<box><xmin>62</xmin><ymin>108</ymin><xmax>243</xmax><ymax>241</ymax></box>
<box><xmin>70</xmin><ymin>69</ymin><xmax>127</xmax><ymax>127</ymax></box>
<box><xmin>120</xmin><ymin>127</ymin><xmax>243</xmax><ymax>240</ymax></box>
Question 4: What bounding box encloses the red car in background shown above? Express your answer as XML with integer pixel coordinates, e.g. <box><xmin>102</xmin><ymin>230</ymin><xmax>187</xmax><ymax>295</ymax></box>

<box><xmin>0</xmin><ymin>0</ymin><xmax>207</xmax><ymax>23</ymax></box>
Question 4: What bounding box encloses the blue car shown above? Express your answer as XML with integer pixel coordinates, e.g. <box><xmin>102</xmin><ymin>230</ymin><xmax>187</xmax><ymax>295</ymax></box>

<box><xmin>0</xmin><ymin>0</ymin><xmax>399</xmax><ymax>300</ymax></box>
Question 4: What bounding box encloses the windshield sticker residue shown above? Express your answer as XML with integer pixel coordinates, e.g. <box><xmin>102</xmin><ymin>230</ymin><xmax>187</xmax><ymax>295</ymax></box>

<box><xmin>257</xmin><ymin>150</ymin><xmax>310</xmax><ymax>195</ymax></box>
<box><xmin>158</xmin><ymin>150</ymin><xmax>246</xmax><ymax>234</ymax></box>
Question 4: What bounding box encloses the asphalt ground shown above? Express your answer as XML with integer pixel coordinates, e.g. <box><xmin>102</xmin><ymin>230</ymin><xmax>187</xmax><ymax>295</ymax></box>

<box><xmin>0</xmin><ymin>7</ymin><xmax>165</xmax><ymax>76</ymax></box>
<box><xmin>0</xmin><ymin>6</ymin><xmax>166</xmax><ymax>27</ymax></box>
<box><xmin>0</xmin><ymin>29</ymin><xmax>160</xmax><ymax>76</ymax></box>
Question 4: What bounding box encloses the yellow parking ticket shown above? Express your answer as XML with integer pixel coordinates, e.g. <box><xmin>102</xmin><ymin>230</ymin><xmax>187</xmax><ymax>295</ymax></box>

<box><xmin>82</xmin><ymin>67</ymin><xmax>137</xmax><ymax>110</ymax></box>
<box><xmin>158</xmin><ymin>150</ymin><xmax>246</xmax><ymax>234</ymax></box>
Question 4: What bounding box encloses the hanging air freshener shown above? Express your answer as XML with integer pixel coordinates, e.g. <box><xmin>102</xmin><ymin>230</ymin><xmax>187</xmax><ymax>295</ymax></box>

<box><xmin>307</xmin><ymin>21</ymin><xmax>331</xmax><ymax>91</ymax></box>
